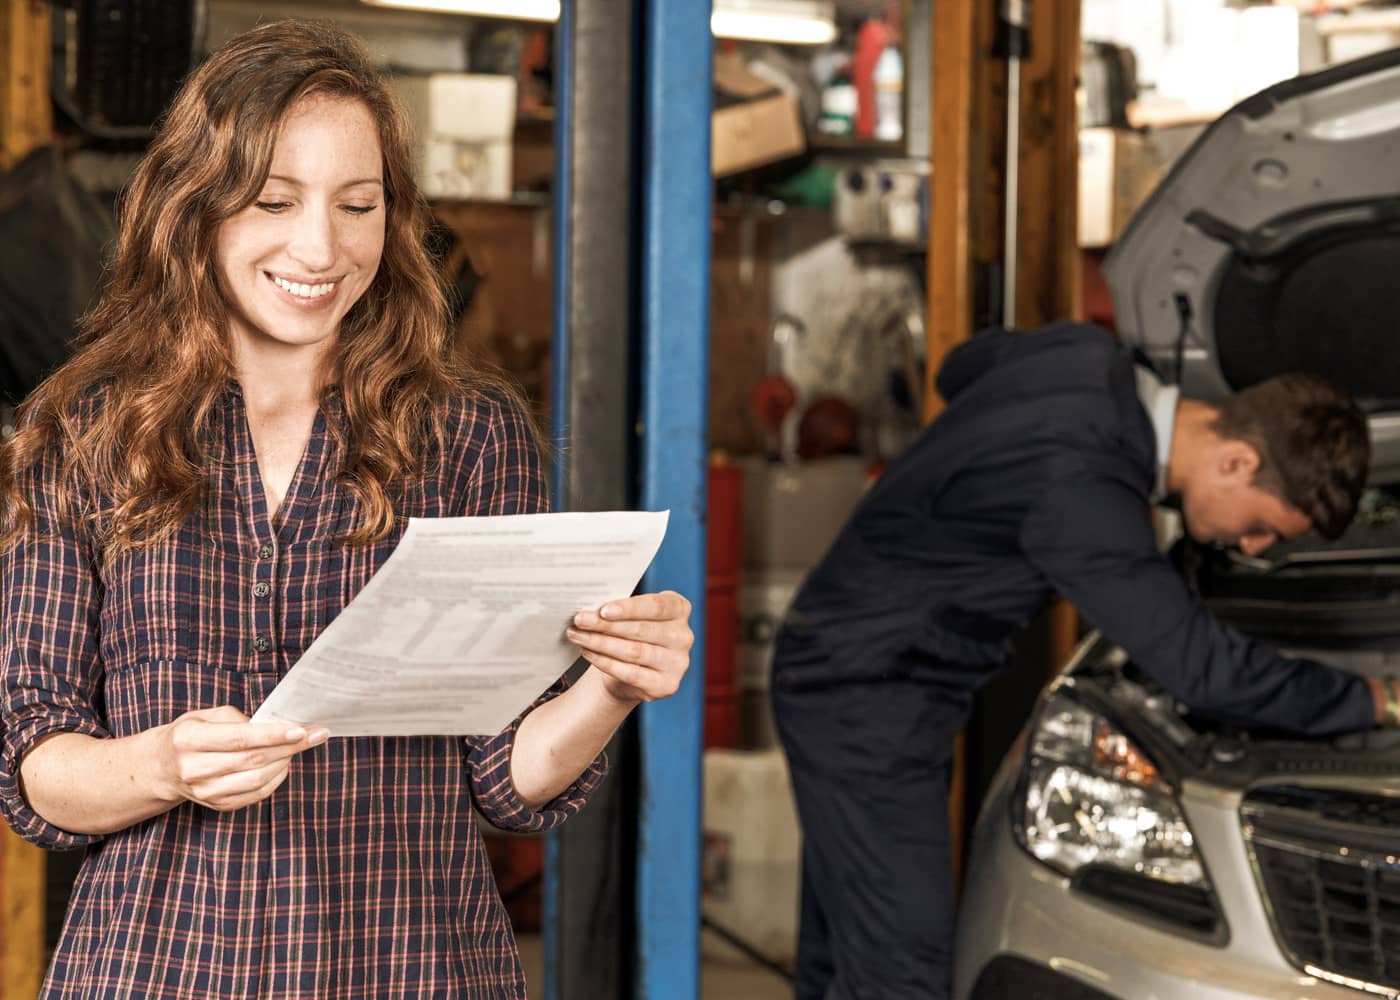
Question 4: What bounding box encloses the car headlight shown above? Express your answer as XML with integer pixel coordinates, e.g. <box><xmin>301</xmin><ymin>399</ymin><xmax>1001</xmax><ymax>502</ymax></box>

<box><xmin>1015</xmin><ymin>690</ymin><xmax>1205</xmax><ymax>887</ymax></box>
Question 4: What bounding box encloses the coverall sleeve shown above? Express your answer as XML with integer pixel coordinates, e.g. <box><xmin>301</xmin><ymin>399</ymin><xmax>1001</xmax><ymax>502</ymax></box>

<box><xmin>1020</xmin><ymin>472</ymin><xmax>1375</xmax><ymax>736</ymax></box>
<box><xmin>458</xmin><ymin>390</ymin><xmax>608</xmax><ymax>832</ymax></box>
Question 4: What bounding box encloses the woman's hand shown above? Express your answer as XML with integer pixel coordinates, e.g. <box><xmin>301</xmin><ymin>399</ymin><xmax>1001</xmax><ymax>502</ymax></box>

<box><xmin>154</xmin><ymin>706</ymin><xmax>328</xmax><ymax>812</ymax></box>
<box><xmin>566</xmin><ymin>590</ymin><xmax>694</xmax><ymax>707</ymax></box>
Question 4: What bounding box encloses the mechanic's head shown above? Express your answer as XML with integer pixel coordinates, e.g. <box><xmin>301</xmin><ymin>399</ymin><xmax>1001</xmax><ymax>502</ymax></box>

<box><xmin>1178</xmin><ymin>373</ymin><xmax>1369</xmax><ymax>554</ymax></box>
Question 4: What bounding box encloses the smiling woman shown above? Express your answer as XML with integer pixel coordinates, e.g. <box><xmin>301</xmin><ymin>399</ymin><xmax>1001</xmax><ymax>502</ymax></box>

<box><xmin>0</xmin><ymin>19</ymin><xmax>693</xmax><ymax>1000</ymax></box>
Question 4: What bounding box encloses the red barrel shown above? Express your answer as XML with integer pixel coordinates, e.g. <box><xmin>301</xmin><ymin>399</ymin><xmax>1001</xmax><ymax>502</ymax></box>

<box><xmin>705</xmin><ymin>459</ymin><xmax>743</xmax><ymax>748</ymax></box>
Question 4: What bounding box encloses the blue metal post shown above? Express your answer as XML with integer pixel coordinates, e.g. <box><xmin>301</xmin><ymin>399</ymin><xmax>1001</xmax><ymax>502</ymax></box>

<box><xmin>636</xmin><ymin>0</ymin><xmax>712</xmax><ymax>996</ymax></box>
<box><xmin>543</xmin><ymin>0</ymin><xmax>573</xmax><ymax>995</ymax></box>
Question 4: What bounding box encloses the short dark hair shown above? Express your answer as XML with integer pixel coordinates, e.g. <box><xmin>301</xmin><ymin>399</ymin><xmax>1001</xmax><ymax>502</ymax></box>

<box><xmin>1210</xmin><ymin>373</ymin><xmax>1369</xmax><ymax>540</ymax></box>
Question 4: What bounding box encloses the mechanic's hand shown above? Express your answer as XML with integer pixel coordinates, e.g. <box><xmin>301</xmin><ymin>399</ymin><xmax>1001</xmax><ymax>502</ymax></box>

<box><xmin>154</xmin><ymin>706</ymin><xmax>328</xmax><ymax>812</ymax></box>
<box><xmin>566</xmin><ymin>591</ymin><xmax>694</xmax><ymax>707</ymax></box>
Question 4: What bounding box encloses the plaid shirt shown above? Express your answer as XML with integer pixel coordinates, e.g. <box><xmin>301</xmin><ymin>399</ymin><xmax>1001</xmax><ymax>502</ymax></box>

<box><xmin>0</xmin><ymin>382</ymin><xmax>605</xmax><ymax>998</ymax></box>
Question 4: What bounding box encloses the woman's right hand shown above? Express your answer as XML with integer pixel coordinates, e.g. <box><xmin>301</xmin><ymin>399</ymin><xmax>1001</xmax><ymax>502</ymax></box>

<box><xmin>154</xmin><ymin>706</ymin><xmax>328</xmax><ymax>812</ymax></box>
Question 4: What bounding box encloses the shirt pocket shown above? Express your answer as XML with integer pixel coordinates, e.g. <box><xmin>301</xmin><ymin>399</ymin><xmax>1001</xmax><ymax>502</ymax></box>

<box><xmin>100</xmin><ymin>531</ymin><xmax>199</xmax><ymax>667</ymax></box>
<box><xmin>101</xmin><ymin>657</ymin><xmax>251</xmax><ymax>734</ymax></box>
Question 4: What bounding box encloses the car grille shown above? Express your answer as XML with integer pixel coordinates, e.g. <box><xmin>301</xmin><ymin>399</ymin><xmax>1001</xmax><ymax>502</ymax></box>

<box><xmin>1242</xmin><ymin>786</ymin><xmax>1400</xmax><ymax>994</ymax></box>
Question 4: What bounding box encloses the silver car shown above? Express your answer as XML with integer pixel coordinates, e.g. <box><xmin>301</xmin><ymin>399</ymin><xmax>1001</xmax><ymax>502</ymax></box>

<box><xmin>955</xmin><ymin>49</ymin><xmax>1400</xmax><ymax>1000</ymax></box>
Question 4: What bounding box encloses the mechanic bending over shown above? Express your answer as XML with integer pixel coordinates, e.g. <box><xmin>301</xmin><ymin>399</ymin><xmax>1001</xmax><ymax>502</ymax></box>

<box><xmin>771</xmin><ymin>321</ymin><xmax>1400</xmax><ymax>1000</ymax></box>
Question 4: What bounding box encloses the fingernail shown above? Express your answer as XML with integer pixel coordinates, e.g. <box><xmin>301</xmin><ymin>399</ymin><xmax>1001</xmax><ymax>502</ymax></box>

<box><xmin>308</xmin><ymin>729</ymin><xmax>330</xmax><ymax>745</ymax></box>
<box><xmin>565</xmin><ymin>628</ymin><xmax>582</xmax><ymax>641</ymax></box>
<box><xmin>285</xmin><ymin>727</ymin><xmax>306</xmax><ymax>741</ymax></box>
<box><xmin>600</xmin><ymin>604</ymin><xmax>619</xmax><ymax>619</ymax></box>
<box><xmin>574</xmin><ymin>611</ymin><xmax>597</xmax><ymax>627</ymax></box>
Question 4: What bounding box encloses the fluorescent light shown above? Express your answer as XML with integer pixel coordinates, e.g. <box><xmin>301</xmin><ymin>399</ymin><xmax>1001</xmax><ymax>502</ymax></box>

<box><xmin>712</xmin><ymin>6</ymin><xmax>836</xmax><ymax>45</ymax></box>
<box><xmin>360</xmin><ymin>0</ymin><xmax>837</xmax><ymax>45</ymax></box>
<box><xmin>361</xmin><ymin>0</ymin><xmax>559</xmax><ymax>20</ymax></box>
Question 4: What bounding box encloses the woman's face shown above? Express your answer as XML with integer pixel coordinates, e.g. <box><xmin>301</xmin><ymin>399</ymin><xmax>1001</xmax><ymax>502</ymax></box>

<box><xmin>215</xmin><ymin>94</ymin><xmax>386</xmax><ymax>372</ymax></box>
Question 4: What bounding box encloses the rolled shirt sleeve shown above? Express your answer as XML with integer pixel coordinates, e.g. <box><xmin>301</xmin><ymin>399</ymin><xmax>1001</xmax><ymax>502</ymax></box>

<box><xmin>1020</xmin><ymin>471</ymin><xmax>1375</xmax><ymax>737</ymax></box>
<box><xmin>457</xmin><ymin>390</ymin><xmax>609</xmax><ymax>830</ymax></box>
<box><xmin>0</xmin><ymin>458</ymin><xmax>110</xmax><ymax>849</ymax></box>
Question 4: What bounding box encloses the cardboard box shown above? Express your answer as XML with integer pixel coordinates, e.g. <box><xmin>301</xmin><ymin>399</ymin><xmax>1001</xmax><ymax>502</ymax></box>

<box><xmin>393</xmin><ymin>73</ymin><xmax>517</xmax><ymax>200</ymax></box>
<box><xmin>1078</xmin><ymin>126</ymin><xmax>1166</xmax><ymax>248</ymax></box>
<box><xmin>712</xmin><ymin>54</ymin><xmax>805</xmax><ymax>177</ymax></box>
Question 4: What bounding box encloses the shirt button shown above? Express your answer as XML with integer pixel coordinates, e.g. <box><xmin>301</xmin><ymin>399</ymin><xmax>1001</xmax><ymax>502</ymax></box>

<box><xmin>254</xmin><ymin>635</ymin><xmax>271</xmax><ymax>653</ymax></box>
<box><xmin>253</xmin><ymin>582</ymin><xmax>271</xmax><ymax>598</ymax></box>
<box><xmin>258</xmin><ymin>544</ymin><xmax>274</xmax><ymax>559</ymax></box>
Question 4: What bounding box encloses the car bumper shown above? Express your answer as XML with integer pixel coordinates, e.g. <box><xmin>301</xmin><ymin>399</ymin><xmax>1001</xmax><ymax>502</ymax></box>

<box><xmin>954</xmin><ymin>783</ymin><xmax>1373</xmax><ymax>1000</ymax></box>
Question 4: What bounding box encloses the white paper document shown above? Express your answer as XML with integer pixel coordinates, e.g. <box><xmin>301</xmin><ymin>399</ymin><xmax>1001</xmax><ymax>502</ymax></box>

<box><xmin>251</xmin><ymin>510</ymin><xmax>670</xmax><ymax>737</ymax></box>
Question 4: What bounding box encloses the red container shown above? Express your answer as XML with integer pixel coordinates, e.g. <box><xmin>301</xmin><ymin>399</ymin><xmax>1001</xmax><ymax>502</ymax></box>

<box><xmin>707</xmin><ymin>462</ymin><xmax>743</xmax><ymax>584</ymax></box>
<box><xmin>705</xmin><ymin>461</ymin><xmax>744</xmax><ymax>748</ymax></box>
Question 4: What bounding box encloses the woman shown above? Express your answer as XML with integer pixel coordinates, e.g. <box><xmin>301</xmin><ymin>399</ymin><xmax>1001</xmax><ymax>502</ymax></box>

<box><xmin>0</xmin><ymin>20</ymin><xmax>692</xmax><ymax>998</ymax></box>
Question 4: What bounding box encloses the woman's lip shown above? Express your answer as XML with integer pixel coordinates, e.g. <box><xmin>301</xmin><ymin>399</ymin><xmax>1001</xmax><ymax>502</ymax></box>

<box><xmin>263</xmin><ymin>271</ymin><xmax>339</xmax><ymax>307</ymax></box>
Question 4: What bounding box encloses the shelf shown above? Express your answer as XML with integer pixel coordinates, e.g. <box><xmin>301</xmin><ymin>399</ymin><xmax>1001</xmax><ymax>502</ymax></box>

<box><xmin>807</xmin><ymin>135</ymin><xmax>905</xmax><ymax>156</ymax></box>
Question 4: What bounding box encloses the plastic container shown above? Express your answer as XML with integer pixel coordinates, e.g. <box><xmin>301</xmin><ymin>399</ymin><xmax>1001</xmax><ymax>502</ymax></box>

<box><xmin>874</xmin><ymin>45</ymin><xmax>904</xmax><ymax>142</ymax></box>
<box><xmin>701</xmin><ymin>748</ymin><xmax>802</xmax><ymax>966</ymax></box>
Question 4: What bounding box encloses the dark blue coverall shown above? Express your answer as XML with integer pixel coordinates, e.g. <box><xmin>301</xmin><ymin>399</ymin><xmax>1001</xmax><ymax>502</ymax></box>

<box><xmin>770</xmin><ymin>323</ymin><xmax>1376</xmax><ymax>999</ymax></box>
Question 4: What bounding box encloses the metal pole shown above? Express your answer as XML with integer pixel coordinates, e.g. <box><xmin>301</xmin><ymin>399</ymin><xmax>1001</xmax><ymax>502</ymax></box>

<box><xmin>635</xmin><ymin>0</ymin><xmax>712</xmax><ymax>994</ymax></box>
<box><xmin>1004</xmin><ymin>55</ymin><xmax>1021</xmax><ymax>326</ymax></box>
<box><xmin>546</xmin><ymin>0</ymin><xmax>640</xmax><ymax>996</ymax></box>
<box><xmin>999</xmin><ymin>0</ymin><xmax>1032</xmax><ymax>327</ymax></box>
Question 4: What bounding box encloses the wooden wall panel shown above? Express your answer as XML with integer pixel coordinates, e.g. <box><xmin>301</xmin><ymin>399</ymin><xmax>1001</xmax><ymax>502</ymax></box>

<box><xmin>709</xmin><ymin>208</ymin><xmax>771</xmax><ymax>457</ymax></box>
<box><xmin>430</xmin><ymin>201</ymin><xmax>555</xmax><ymax>430</ymax></box>
<box><xmin>1</xmin><ymin>825</ymin><xmax>45</xmax><ymax>1000</ymax></box>
<box><xmin>0</xmin><ymin>0</ymin><xmax>51</xmax><ymax>171</ymax></box>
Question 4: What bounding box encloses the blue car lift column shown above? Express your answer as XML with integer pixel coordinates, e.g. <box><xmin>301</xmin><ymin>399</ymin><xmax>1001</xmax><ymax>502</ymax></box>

<box><xmin>635</xmin><ymin>0</ymin><xmax>712</xmax><ymax>997</ymax></box>
<box><xmin>547</xmin><ymin>0</ymin><xmax>710</xmax><ymax>997</ymax></box>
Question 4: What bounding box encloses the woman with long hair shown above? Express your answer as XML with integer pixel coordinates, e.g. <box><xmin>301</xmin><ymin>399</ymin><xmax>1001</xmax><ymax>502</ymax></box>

<box><xmin>0</xmin><ymin>20</ymin><xmax>692</xmax><ymax>997</ymax></box>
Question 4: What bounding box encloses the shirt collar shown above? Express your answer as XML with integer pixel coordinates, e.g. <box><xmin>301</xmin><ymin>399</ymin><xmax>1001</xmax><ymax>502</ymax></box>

<box><xmin>1135</xmin><ymin>365</ymin><xmax>1179</xmax><ymax>504</ymax></box>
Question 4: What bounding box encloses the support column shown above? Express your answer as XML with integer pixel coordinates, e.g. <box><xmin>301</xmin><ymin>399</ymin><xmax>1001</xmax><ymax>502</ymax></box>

<box><xmin>635</xmin><ymin>0</ymin><xmax>711</xmax><ymax>995</ymax></box>
<box><xmin>926</xmin><ymin>0</ymin><xmax>1081</xmax><ymax>883</ymax></box>
<box><xmin>545</xmin><ymin>0</ymin><xmax>640</xmax><ymax>997</ymax></box>
<box><xmin>0</xmin><ymin>0</ymin><xmax>51</xmax><ymax>170</ymax></box>
<box><xmin>0</xmin><ymin>3</ymin><xmax>49</xmax><ymax>995</ymax></box>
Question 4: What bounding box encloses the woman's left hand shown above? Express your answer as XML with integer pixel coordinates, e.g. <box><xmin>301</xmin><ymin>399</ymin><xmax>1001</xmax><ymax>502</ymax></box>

<box><xmin>566</xmin><ymin>591</ymin><xmax>694</xmax><ymax>707</ymax></box>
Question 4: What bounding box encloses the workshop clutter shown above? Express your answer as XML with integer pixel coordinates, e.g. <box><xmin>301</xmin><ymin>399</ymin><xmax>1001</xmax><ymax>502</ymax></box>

<box><xmin>705</xmin><ymin>459</ymin><xmax>743</xmax><ymax>749</ymax></box>
<box><xmin>701</xmin><ymin>456</ymin><xmax>871</xmax><ymax>971</ymax></box>
<box><xmin>391</xmin><ymin>72</ymin><xmax>517</xmax><ymax>200</ymax></box>
<box><xmin>701</xmin><ymin>748</ymin><xmax>801</xmax><ymax>968</ymax></box>
<box><xmin>712</xmin><ymin>52</ymin><xmax>806</xmax><ymax>176</ymax></box>
<box><xmin>1077</xmin><ymin>127</ymin><xmax>1165</xmax><ymax>248</ymax></box>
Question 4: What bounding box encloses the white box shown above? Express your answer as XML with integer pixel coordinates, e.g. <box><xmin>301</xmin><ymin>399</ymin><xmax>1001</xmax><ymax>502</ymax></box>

<box><xmin>392</xmin><ymin>73</ymin><xmax>517</xmax><ymax>200</ymax></box>
<box><xmin>1078</xmin><ymin>127</ymin><xmax>1166</xmax><ymax>248</ymax></box>
<box><xmin>702</xmin><ymin>748</ymin><xmax>801</xmax><ymax>966</ymax></box>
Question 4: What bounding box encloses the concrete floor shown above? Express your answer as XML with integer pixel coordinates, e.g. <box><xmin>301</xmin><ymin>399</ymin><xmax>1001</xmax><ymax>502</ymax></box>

<box><xmin>516</xmin><ymin>932</ymin><xmax>792</xmax><ymax>999</ymax></box>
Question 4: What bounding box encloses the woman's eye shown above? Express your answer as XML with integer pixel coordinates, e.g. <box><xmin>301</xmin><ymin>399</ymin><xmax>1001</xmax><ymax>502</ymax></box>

<box><xmin>343</xmin><ymin>204</ymin><xmax>378</xmax><ymax>216</ymax></box>
<box><xmin>255</xmin><ymin>200</ymin><xmax>291</xmax><ymax>213</ymax></box>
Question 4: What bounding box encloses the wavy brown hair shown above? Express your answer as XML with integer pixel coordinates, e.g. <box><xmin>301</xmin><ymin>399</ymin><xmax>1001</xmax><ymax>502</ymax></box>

<box><xmin>3</xmin><ymin>19</ymin><xmax>519</xmax><ymax>549</ymax></box>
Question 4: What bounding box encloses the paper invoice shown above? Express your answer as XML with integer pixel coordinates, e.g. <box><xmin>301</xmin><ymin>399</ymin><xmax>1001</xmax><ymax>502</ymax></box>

<box><xmin>251</xmin><ymin>510</ymin><xmax>670</xmax><ymax>737</ymax></box>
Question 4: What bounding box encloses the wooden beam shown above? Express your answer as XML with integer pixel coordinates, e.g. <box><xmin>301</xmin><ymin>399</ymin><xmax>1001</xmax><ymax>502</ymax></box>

<box><xmin>0</xmin><ymin>0</ymin><xmax>52</xmax><ymax>171</ymax></box>
<box><xmin>1011</xmin><ymin>1</ymin><xmax>1083</xmax><ymax>672</ymax></box>
<box><xmin>929</xmin><ymin>0</ymin><xmax>1082</xmax><ymax>886</ymax></box>
<box><xmin>1011</xmin><ymin>0</ymin><xmax>1082</xmax><ymax>329</ymax></box>
<box><xmin>1</xmin><ymin>825</ymin><xmax>46</xmax><ymax>1000</ymax></box>
<box><xmin>925</xmin><ymin>0</ymin><xmax>978</xmax><ymax>422</ymax></box>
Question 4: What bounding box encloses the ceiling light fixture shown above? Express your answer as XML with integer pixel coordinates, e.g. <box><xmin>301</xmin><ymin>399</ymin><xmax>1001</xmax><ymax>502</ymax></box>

<box><xmin>361</xmin><ymin>0</ymin><xmax>560</xmax><ymax>20</ymax></box>
<box><xmin>360</xmin><ymin>0</ymin><xmax>837</xmax><ymax>46</ymax></box>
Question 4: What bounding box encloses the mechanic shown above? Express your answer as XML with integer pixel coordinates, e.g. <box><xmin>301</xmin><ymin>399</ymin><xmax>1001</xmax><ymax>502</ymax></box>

<box><xmin>771</xmin><ymin>321</ymin><xmax>1399</xmax><ymax>1000</ymax></box>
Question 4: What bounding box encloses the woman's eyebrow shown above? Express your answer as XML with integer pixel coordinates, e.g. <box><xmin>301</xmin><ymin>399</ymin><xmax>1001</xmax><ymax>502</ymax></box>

<box><xmin>265</xmin><ymin>173</ymin><xmax>384</xmax><ymax>190</ymax></box>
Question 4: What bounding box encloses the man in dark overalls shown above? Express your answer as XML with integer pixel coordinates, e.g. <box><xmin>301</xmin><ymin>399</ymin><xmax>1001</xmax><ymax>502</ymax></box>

<box><xmin>771</xmin><ymin>322</ymin><xmax>1389</xmax><ymax>1000</ymax></box>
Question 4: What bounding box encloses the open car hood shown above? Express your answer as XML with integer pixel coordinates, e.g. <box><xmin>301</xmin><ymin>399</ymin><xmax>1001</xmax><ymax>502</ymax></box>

<box><xmin>1104</xmin><ymin>48</ymin><xmax>1400</xmax><ymax>482</ymax></box>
